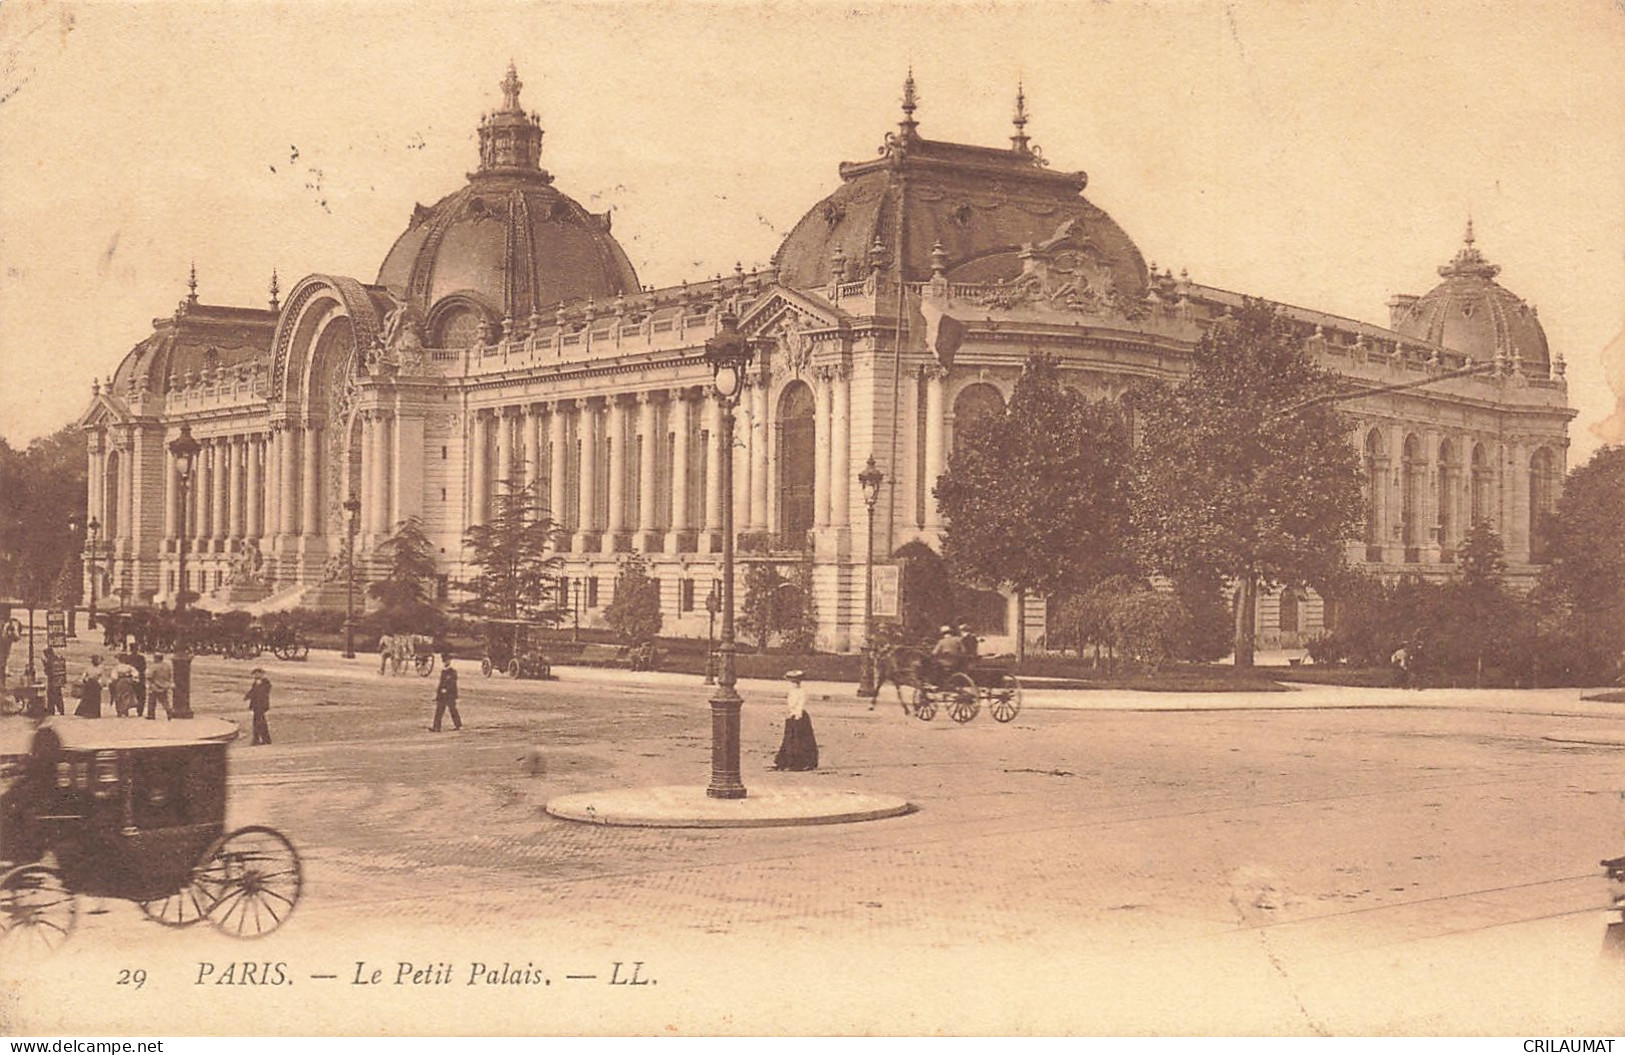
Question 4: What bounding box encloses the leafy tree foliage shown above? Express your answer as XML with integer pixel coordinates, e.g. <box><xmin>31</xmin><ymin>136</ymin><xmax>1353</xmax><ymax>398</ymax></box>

<box><xmin>935</xmin><ymin>355</ymin><xmax>1135</xmax><ymax>656</ymax></box>
<box><xmin>367</xmin><ymin>516</ymin><xmax>443</xmax><ymax>634</ymax></box>
<box><xmin>0</xmin><ymin>426</ymin><xmax>88</xmax><ymax>607</ymax></box>
<box><xmin>459</xmin><ymin>480</ymin><xmax>563</xmax><ymax>624</ymax></box>
<box><xmin>895</xmin><ymin>540</ymin><xmax>953</xmax><ymax>644</ymax></box>
<box><xmin>737</xmin><ymin>560</ymin><xmax>817</xmax><ymax>652</ymax></box>
<box><xmin>603</xmin><ymin>553</ymin><xmax>664</xmax><ymax>643</ymax></box>
<box><xmin>1534</xmin><ymin>445</ymin><xmax>1625</xmax><ymax>682</ymax></box>
<box><xmin>1130</xmin><ymin>300</ymin><xmax>1363</xmax><ymax>667</ymax></box>
<box><xmin>1050</xmin><ymin>575</ymin><xmax>1189</xmax><ymax>671</ymax></box>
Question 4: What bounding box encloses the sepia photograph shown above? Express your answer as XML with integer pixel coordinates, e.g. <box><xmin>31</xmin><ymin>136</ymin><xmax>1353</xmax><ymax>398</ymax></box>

<box><xmin>1</xmin><ymin>0</ymin><xmax>1624</xmax><ymax>1037</ymax></box>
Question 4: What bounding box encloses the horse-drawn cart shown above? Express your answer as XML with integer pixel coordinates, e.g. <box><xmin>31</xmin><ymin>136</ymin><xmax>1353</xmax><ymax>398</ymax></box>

<box><xmin>0</xmin><ymin>717</ymin><xmax>303</xmax><ymax>952</ymax></box>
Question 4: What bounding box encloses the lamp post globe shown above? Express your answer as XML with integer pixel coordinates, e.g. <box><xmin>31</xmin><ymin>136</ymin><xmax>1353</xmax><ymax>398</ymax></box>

<box><xmin>168</xmin><ymin>424</ymin><xmax>201</xmax><ymax>719</ymax></box>
<box><xmin>701</xmin><ymin>311</ymin><xmax>754</xmax><ymax>800</ymax></box>
<box><xmin>857</xmin><ymin>456</ymin><xmax>885</xmax><ymax>698</ymax></box>
<box><xmin>343</xmin><ymin>495</ymin><xmax>361</xmax><ymax>659</ymax></box>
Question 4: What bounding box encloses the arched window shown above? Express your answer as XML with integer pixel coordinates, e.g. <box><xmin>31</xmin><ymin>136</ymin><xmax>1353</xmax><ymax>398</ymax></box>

<box><xmin>104</xmin><ymin>448</ymin><xmax>121</xmax><ymax>539</ymax></box>
<box><xmin>951</xmin><ymin>384</ymin><xmax>1005</xmax><ymax>458</ymax></box>
<box><xmin>776</xmin><ymin>381</ymin><xmax>816</xmax><ymax>545</ymax></box>
<box><xmin>1363</xmin><ymin>428</ymin><xmax>1384</xmax><ymax>555</ymax></box>
<box><xmin>1436</xmin><ymin>438</ymin><xmax>1456</xmax><ymax>557</ymax></box>
<box><xmin>1401</xmin><ymin>434</ymin><xmax>1424</xmax><ymax>560</ymax></box>
<box><xmin>1529</xmin><ymin>447</ymin><xmax>1559</xmax><ymax>562</ymax></box>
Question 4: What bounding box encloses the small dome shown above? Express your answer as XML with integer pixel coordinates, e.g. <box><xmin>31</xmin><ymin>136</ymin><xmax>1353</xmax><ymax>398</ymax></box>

<box><xmin>375</xmin><ymin>65</ymin><xmax>639</xmax><ymax>337</ymax></box>
<box><xmin>1392</xmin><ymin>222</ymin><xmax>1549</xmax><ymax>369</ymax></box>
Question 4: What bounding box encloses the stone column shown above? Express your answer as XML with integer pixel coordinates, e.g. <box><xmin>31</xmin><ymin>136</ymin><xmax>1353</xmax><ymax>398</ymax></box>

<box><xmin>118</xmin><ymin>438</ymin><xmax>135</xmax><ymax>552</ymax></box>
<box><xmin>923</xmin><ymin>365</ymin><xmax>947</xmax><ymax>529</ymax></box>
<box><xmin>1385</xmin><ymin>428</ymin><xmax>1406</xmax><ymax>563</ymax></box>
<box><xmin>209</xmin><ymin>438</ymin><xmax>228</xmax><ymax>542</ymax></box>
<box><xmin>831</xmin><ymin>365</ymin><xmax>851</xmax><ymax>530</ymax></box>
<box><xmin>301</xmin><ymin>422</ymin><xmax>322</xmax><ymax>539</ymax></box>
<box><xmin>668</xmin><ymin>390</ymin><xmax>692</xmax><ymax>554</ymax></box>
<box><xmin>281</xmin><ymin>425</ymin><xmax>301</xmax><ymax>539</ymax></box>
<box><xmin>225</xmin><ymin>435</ymin><xmax>242</xmax><ymax>540</ymax></box>
<box><xmin>525</xmin><ymin>405</ymin><xmax>544</xmax><ymax>498</ymax></box>
<box><xmin>814</xmin><ymin>369</ymin><xmax>833</xmax><ymax>529</ymax></box>
<box><xmin>264</xmin><ymin>428</ymin><xmax>280</xmax><ymax>549</ymax></box>
<box><xmin>469</xmin><ymin>411</ymin><xmax>489</xmax><ymax>527</ymax></box>
<box><xmin>391</xmin><ymin>409</ymin><xmax>423</xmax><ymax>530</ymax></box>
<box><xmin>704</xmin><ymin>392</ymin><xmax>723</xmax><ymax>550</ymax></box>
<box><xmin>1421</xmin><ymin>429</ymin><xmax>1440</xmax><ymax>563</ymax></box>
<box><xmin>1508</xmin><ymin>441</ymin><xmax>1530</xmax><ymax>562</ymax></box>
<box><xmin>605</xmin><ymin>395</ymin><xmax>628</xmax><ymax>553</ymax></box>
<box><xmin>636</xmin><ymin>392</ymin><xmax>659</xmax><ymax>551</ymax></box>
<box><xmin>576</xmin><ymin>400</ymin><xmax>600</xmax><ymax>550</ymax></box>
<box><xmin>372</xmin><ymin>413</ymin><xmax>393</xmax><ymax>538</ymax></box>
<box><xmin>749</xmin><ymin>377</ymin><xmax>769</xmax><ymax>532</ymax></box>
<box><xmin>247</xmin><ymin>434</ymin><xmax>264</xmax><ymax>542</ymax></box>
<box><xmin>88</xmin><ymin>433</ymin><xmax>105</xmax><ymax>533</ymax></box>
<box><xmin>548</xmin><ymin>401</ymin><xmax>569</xmax><ymax>523</ymax></box>
<box><xmin>733</xmin><ymin>383</ymin><xmax>751</xmax><ymax>535</ymax></box>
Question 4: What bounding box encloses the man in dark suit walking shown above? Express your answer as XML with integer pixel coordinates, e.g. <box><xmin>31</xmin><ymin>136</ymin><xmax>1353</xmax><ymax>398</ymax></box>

<box><xmin>431</xmin><ymin>655</ymin><xmax>461</xmax><ymax>732</ymax></box>
<box><xmin>246</xmin><ymin>668</ymin><xmax>273</xmax><ymax>745</ymax></box>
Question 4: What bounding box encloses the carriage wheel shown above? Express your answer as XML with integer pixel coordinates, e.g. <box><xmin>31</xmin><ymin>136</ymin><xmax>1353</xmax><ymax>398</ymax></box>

<box><xmin>989</xmin><ymin>673</ymin><xmax>1023</xmax><ymax>723</ymax></box>
<box><xmin>912</xmin><ymin>685</ymin><xmax>936</xmax><ymax>721</ymax></box>
<box><xmin>416</xmin><ymin>653</ymin><xmax>436</xmax><ymax>677</ymax></box>
<box><xmin>507</xmin><ymin>659</ymin><xmax>522</xmax><ymax>679</ymax></box>
<box><xmin>293</xmin><ymin>642</ymin><xmax>310</xmax><ymax>661</ymax></box>
<box><xmin>273</xmin><ymin>643</ymin><xmax>295</xmax><ymax>661</ymax></box>
<box><xmin>138</xmin><ymin>882</ymin><xmax>213</xmax><ymax>928</ymax></box>
<box><xmin>197</xmin><ymin>826</ymin><xmax>304</xmax><ymax>939</ymax></box>
<box><xmin>0</xmin><ymin>864</ymin><xmax>78</xmax><ymax>954</ymax></box>
<box><xmin>946</xmin><ymin>673</ymin><xmax>980</xmax><ymax>723</ymax></box>
<box><xmin>481</xmin><ymin>657</ymin><xmax>493</xmax><ymax>677</ymax></box>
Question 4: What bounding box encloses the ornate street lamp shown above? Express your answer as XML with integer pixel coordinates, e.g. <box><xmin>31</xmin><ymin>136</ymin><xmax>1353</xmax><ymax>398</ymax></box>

<box><xmin>169</xmin><ymin>424</ymin><xmax>201</xmax><ymax>719</ymax></box>
<box><xmin>857</xmin><ymin>456</ymin><xmax>885</xmax><ymax>698</ymax></box>
<box><xmin>703</xmin><ymin>581</ymin><xmax>721</xmax><ymax>686</ymax></box>
<box><xmin>85</xmin><ymin>516</ymin><xmax>101</xmax><ymax>631</ymax></box>
<box><xmin>343</xmin><ymin>495</ymin><xmax>361</xmax><ymax>659</ymax></box>
<box><xmin>702</xmin><ymin>311</ymin><xmax>754</xmax><ymax>800</ymax></box>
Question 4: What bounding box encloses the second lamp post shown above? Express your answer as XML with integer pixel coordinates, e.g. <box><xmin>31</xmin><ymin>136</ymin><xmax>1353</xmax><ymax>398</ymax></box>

<box><xmin>857</xmin><ymin>456</ymin><xmax>885</xmax><ymax>697</ymax></box>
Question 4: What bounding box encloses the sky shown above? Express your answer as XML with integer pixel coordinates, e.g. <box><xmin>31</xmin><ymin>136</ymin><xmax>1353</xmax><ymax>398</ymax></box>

<box><xmin>1</xmin><ymin>0</ymin><xmax>1622</xmax><ymax>464</ymax></box>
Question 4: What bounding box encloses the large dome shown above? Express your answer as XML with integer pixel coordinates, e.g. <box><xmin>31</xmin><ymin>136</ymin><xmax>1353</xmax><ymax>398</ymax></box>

<box><xmin>1391</xmin><ymin>223</ymin><xmax>1549</xmax><ymax>369</ymax></box>
<box><xmin>774</xmin><ymin>81</ymin><xmax>1148</xmax><ymax>296</ymax></box>
<box><xmin>375</xmin><ymin>65</ymin><xmax>639</xmax><ymax>342</ymax></box>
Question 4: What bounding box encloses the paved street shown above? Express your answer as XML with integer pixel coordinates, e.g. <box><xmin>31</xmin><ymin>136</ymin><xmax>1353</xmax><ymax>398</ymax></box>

<box><xmin>4</xmin><ymin>645</ymin><xmax>1625</xmax><ymax>1035</ymax></box>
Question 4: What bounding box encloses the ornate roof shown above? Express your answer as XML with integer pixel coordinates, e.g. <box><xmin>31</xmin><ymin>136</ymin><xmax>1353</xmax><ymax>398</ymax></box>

<box><xmin>1390</xmin><ymin>221</ymin><xmax>1549</xmax><ymax>369</ymax></box>
<box><xmin>375</xmin><ymin>64</ymin><xmax>639</xmax><ymax>329</ymax></box>
<box><xmin>773</xmin><ymin>74</ymin><xmax>1148</xmax><ymax>297</ymax></box>
<box><xmin>108</xmin><ymin>269</ymin><xmax>276</xmax><ymax>399</ymax></box>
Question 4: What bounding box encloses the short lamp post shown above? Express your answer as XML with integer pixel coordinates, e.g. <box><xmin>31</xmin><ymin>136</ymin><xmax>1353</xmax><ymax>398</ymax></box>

<box><xmin>703</xmin><ymin>581</ymin><xmax>721</xmax><ymax>686</ymax></box>
<box><xmin>169</xmin><ymin>424</ymin><xmax>201</xmax><ymax>719</ymax></box>
<box><xmin>85</xmin><ymin>516</ymin><xmax>101</xmax><ymax>631</ymax></box>
<box><xmin>343</xmin><ymin>495</ymin><xmax>361</xmax><ymax>659</ymax></box>
<box><xmin>702</xmin><ymin>311</ymin><xmax>754</xmax><ymax>800</ymax></box>
<box><xmin>857</xmin><ymin>456</ymin><xmax>885</xmax><ymax>698</ymax></box>
<box><xmin>67</xmin><ymin>514</ymin><xmax>83</xmax><ymax>638</ymax></box>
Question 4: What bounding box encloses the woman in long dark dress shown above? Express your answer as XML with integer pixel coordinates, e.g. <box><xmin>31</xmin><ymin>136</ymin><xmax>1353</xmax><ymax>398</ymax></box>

<box><xmin>73</xmin><ymin>656</ymin><xmax>104</xmax><ymax>718</ymax></box>
<box><xmin>773</xmin><ymin>670</ymin><xmax>818</xmax><ymax>771</ymax></box>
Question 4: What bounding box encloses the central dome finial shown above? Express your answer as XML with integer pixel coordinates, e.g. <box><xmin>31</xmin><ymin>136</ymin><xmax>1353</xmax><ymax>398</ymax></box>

<box><xmin>899</xmin><ymin>68</ymin><xmax>919</xmax><ymax>139</ymax></box>
<box><xmin>500</xmin><ymin>60</ymin><xmax>523</xmax><ymax>113</ymax></box>
<box><xmin>477</xmin><ymin>63</ymin><xmax>547</xmax><ymax>177</ymax></box>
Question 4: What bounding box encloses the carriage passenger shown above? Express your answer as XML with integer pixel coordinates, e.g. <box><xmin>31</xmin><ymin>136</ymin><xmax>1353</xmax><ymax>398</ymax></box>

<box><xmin>930</xmin><ymin>625</ymin><xmax>965</xmax><ymax>683</ymax></box>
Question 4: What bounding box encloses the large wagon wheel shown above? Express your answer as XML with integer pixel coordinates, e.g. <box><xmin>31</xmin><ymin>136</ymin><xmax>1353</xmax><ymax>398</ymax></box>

<box><xmin>197</xmin><ymin>825</ymin><xmax>303</xmax><ymax>939</ymax></box>
<box><xmin>912</xmin><ymin>684</ymin><xmax>937</xmax><ymax>721</ymax></box>
<box><xmin>946</xmin><ymin>672</ymin><xmax>980</xmax><ymax>723</ymax></box>
<box><xmin>481</xmin><ymin>657</ymin><xmax>494</xmax><ymax>677</ymax></box>
<box><xmin>506</xmin><ymin>659</ymin><xmax>522</xmax><ymax>679</ymax></box>
<box><xmin>989</xmin><ymin>672</ymin><xmax>1023</xmax><ymax>723</ymax></box>
<box><xmin>415</xmin><ymin>652</ymin><xmax>436</xmax><ymax>677</ymax></box>
<box><xmin>272</xmin><ymin>642</ymin><xmax>295</xmax><ymax>661</ymax></box>
<box><xmin>0</xmin><ymin>864</ymin><xmax>79</xmax><ymax>954</ymax></box>
<box><xmin>292</xmin><ymin>639</ymin><xmax>310</xmax><ymax>662</ymax></box>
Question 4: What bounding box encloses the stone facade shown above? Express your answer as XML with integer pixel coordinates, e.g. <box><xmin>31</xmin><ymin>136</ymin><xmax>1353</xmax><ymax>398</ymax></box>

<box><xmin>79</xmin><ymin>70</ymin><xmax>1573</xmax><ymax>653</ymax></box>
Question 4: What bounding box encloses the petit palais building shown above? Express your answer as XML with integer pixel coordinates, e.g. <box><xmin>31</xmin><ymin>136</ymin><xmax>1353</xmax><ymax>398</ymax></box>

<box><xmin>78</xmin><ymin>68</ymin><xmax>1574</xmax><ymax>654</ymax></box>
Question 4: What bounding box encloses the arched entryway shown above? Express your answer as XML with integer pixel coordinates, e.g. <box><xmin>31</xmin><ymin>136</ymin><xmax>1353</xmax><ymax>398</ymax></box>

<box><xmin>776</xmin><ymin>381</ymin><xmax>815</xmax><ymax>545</ymax></box>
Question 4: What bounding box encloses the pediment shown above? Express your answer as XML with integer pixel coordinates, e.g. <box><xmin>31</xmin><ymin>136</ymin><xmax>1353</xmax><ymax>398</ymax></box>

<box><xmin>738</xmin><ymin>285</ymin><xmax>844</xmax><ymax>339</ymax></box>
<box><xmin>77</xmin><ymin>391</ymin><xmax>132</xmax><ymax>431</ymax></box>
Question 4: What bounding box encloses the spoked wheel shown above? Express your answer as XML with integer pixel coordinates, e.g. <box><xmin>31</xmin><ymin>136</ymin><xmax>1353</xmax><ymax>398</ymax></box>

<box><xmin>292</xmin><ymin>642</ymin><xmax>310</xmax><ymax>662</ymax></box>
<box><xmin>273</xmin><ymin>643</ymin><xmax>295</xmax><ymax>661</ymax></box>
<box><xmin>481</xmin><ymin>657</ymin><xmax>494</xmax><ymax>677</ymax></box>
<box><xmin>912</xmin><ymin>684</ymin><xmax>937</xmax><ymax>721</ymax></box>
<box><xmin>197</xmin><ymin>825</ymin><xmax>304</xmax><ymax>939</ymax></box>
<box><xmin>138</xmin><ymin>882</ymin><xmax>212</xmax><ymax>928</ymax></box>
<box><xmin>506</xmin><ymin>659</ymin><xmax>521</xmax><ymax>679</ymax></box>
<box><xmin>415</xmin><ymin>653</ymin><xmax>436</xmax><ymax>678</ymax></box>
<box><xmin>0</xmin><ymin>864</ymin><xmax>79</xmax><ymax>955</ymax></box>
<box><xmin>989</xmin><ymin>673</ymin><xmax>1023</xmax><ymax>723</ymax></box>
<box><xmin>946</xmin><ymin>673</ymin><xmax>980</xmax><ymax>723</ymax></box>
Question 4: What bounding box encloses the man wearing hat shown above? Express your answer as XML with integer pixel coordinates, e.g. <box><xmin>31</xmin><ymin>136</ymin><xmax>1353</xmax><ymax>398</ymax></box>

<box><xmin>431</xmin><ymin>654</ymin><xmax>461</xmax><ymax>732</ymax></box>
<box><xmin>930</xmin><ymin>624</ymin><xmax>965</xmax><ymax>684</ymax></box>
<box><xmin>772</xmin><ymin>670</ymin><xmax>818</xmax><ymax>771</ymax></box>
<box><xmin>245</xmin><ymin>668</ymin><xmax>273</xmax><ymax>745</ymax></box>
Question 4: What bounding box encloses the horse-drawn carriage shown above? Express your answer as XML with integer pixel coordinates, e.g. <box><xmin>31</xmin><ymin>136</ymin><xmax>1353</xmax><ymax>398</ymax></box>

<box><xmin>480</xmin><ymin>619</ymin><xmax>557</xmax><ymax>680</ymax></box>
<box><xmin>0</xmin><ymin>716</ymin><xmax>303</xmax><ymax>952</ymax></box>
<box><xmin>877</xmin><ymin>644</ymin><xmax>1024</xmax><ymax>724</ymax></box>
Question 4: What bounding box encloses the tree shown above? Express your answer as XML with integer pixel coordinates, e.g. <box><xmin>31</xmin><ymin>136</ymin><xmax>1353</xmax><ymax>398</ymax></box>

<box><xmin>1130</xmin><ymin>300</ymin><xmax>1363</xmax><ymax>667</ymax></box>
<box><xmin>603</xmin><ymin>553</ymin><xmax>663</xmax><ymax>643</ymax></box>
<box><xmin>1534</xmin><ymin>445</ymin><xmax>1625</xmax><ymax>682</ymax></box>
<box><xmin>738</xmin><ymin>562</ymin><xmax>782</xmax><ymax>653</ymax></box>
<box><xmin>0</xmin><ymin>426</ymin><xmax>88</xmax><ymax>610</ymax></box>
<box><xmin>736</xmin><ymin>560</ymin><xmax>817</xmax><ymax>652</ymax></box>
<box><xmin>935</xmin><ymin>355</ymin><xmax>1136</xmax><ymax>658</ymax></box>
<box><xmin>459</xmin><ymin>480</ymin><xmax>564</xmax><ymax>624</ymax></box>
<box><xmin>368</xmin><ymin>516</ymin><xmax>443</xmax><ymax>634</ymax></box>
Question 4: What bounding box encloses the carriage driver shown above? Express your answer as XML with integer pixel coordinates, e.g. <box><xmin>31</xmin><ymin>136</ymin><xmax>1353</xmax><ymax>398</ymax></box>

<box><xmin>930</xmin><ymin>624</ymin><xmax>966</xmax><ymax>683</ymax></box>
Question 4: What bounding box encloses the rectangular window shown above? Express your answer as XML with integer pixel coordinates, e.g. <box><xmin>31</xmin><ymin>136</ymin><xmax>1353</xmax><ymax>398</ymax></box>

<box><xmin>441</xmin><ymin>487</ymin><xmax>447</xmax><ymax>501</ymax></box>
<box><xmin>167</xmin><ymin>570</ymin><xmax>176</xmax><ymax>592</ymax></box>
<box><xmin>441</xmin><ymin>446</ymin><xmax>448</xmax><ymax>460</ymax></box>
<box><xmin>586</xmin><ymin>576</ymin><xmax>600</xmax><ymax>608</ymax></box>
<box><xmin>680</xmin><ymin>578</ymin><xmax>695</xmax><ymax>613</ymax></box>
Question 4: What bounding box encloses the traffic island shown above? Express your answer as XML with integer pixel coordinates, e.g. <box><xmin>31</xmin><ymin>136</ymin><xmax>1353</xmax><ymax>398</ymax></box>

<box><xmin>545</xmin><ymin>783</ymin><xmax>914</xmax><ymax>829</ymax></box>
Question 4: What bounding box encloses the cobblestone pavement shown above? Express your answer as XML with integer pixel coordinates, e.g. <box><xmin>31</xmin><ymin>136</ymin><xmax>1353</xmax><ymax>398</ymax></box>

<box><xmin>5</xmin><ymin>649</ymin><xmax>1625</xmax><ymax>1035</ymax></box>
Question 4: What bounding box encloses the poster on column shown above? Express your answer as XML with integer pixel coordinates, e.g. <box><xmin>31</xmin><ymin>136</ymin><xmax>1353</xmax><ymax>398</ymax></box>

<box><xmin>2</xmin><ymin>0</ymin><xmax>1621</xmax><ymax>1042</ymax></box>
